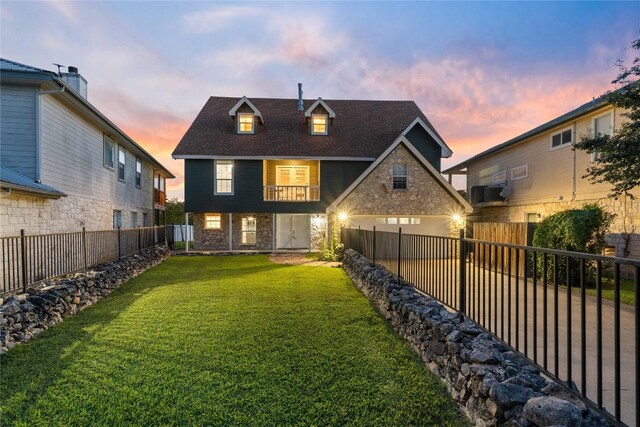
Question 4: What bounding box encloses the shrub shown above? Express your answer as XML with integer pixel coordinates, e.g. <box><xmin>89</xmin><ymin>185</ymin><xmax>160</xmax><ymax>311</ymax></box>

<box><xmin>319</xmin><ymin>223</ymin><xmax>344</xmax><ymax>261</ymax></box>
<box><xmin>532</xmin><ymin>204</ymin><xmax>614</xmax><ymax>286</ymax></box>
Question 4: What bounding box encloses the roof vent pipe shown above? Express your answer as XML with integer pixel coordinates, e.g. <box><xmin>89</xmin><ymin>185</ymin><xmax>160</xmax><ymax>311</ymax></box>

<box><xmin>297</xmin><ymin>83</ymin><xmax>304</xmax><ymax>111</ymax></box>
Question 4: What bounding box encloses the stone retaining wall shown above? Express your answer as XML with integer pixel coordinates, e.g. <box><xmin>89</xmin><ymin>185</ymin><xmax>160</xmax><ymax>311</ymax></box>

<box><xmin>0</xmin><ymin>246</ymin><xmax>170</xmax><ymax>354</ymax></box>
<box><xmin>341</xmin><ymin>249</ymin><xmax>610</xmax><ymax>426</ymax></box>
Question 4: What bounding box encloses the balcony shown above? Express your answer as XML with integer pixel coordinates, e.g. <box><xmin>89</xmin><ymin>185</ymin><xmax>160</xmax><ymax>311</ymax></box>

<box><xmin>154</xmin><ymin>189</ymin><xmax>166</xmax><ymax>207</ymax></box>
<box><xmin>264</xmin><ymin>185</ymin><xmax>320</xmax><ymax>202</ymax></box>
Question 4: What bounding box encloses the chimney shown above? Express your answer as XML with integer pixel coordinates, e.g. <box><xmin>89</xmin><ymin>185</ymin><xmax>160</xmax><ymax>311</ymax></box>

<box><xmin>297</xmin><ymin>83</ymin><xmax>304</xmax><ymax>111</ymax></box>
<box><xmin>61</xmin><ymin>66</ymin><xmax>88</xmax><ymax>100</ymax></box>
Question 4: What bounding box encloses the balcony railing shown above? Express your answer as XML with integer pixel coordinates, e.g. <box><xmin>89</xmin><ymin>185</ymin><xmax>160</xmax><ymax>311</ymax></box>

<box><xmin>263</xmin><ymin>185</ymin><xmax>320</xmax><ymax>201</ymax></box>
<box><xmin>154</xmin><ymin>189</ymin><xmax>166</xmax><ymax>206</ymax></box>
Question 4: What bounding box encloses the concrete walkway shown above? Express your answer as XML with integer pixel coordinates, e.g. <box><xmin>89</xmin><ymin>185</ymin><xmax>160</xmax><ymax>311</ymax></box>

<box><xmin>376</xmin><ymin>258</ymin><xmax>636</xmax><ymax>426</ymax></box>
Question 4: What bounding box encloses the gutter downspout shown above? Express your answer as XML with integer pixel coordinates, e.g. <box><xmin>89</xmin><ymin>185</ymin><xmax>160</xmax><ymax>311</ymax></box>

<box><xmin>36</xmin><ymin>82</ymin><xmax>66</xmax><ymax>183</ymax></box>
<box><xmin>571</xmin><ymin>121</ymin><xmax>577</xmax><ymax>201</ymax></box>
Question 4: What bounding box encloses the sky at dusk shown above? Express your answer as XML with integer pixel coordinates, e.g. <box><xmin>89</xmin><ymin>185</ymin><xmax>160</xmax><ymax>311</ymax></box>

<box><xmin>1</xmin><ymin>1</ymin><xmax>638</xmax><ymax>199</ymax></box>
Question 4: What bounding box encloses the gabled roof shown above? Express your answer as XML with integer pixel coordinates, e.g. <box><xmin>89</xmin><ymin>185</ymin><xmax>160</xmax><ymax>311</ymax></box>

<box><xmin>402</xmin><ymin>117</ymin><xmax>453</xmax><ymax>158</ymax></box>
<box><xmin>304</xmin><ymin>97</ymin><xmax>336</xmax><ymax>118</ymax></box>
<box><xmin>0</xmin><ymin>166</ymin><xmax>66</xmax><ymax>198</ymax></box>
<box><xmin>0</xmin><ymin>58</ymin><xmax>51</xmax><ymax>73</ymax></box>
<box><xmin>173</xmin><ymin>97</ymin><xmax>448</xmax><ymax>160</ymax></box>
<box><xmin>328</xmin><ymin>136</ymin><xmax>472</xmax><ymax>213</ymax></box>
<box><xmin>228</xmin><ymin>96</ymin><xmax>264</xmax><ymax>124</ymax></box>
<box><xmin>442</xmin><ymin>87</ymin><xmax>625</xmax><ymax>174</ymax></box>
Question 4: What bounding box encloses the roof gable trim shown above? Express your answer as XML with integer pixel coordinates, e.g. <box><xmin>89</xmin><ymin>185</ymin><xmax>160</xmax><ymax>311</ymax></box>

<box><xmin>328</xmin><ymin>136</ymin><xmax>472</xmax><ymax>212</ymax></box>
<box><xmin>304</xmin><ymin>97</ymin><xmax>336</xmax><ymax>118</ymax></box>
<box><xmin>228</xmin><ymin>96</ymin><xmax>264</xmax><ymax>124</ymax></box>
<box><xmin>402</xmin><ymin>117</ymin><xmax>453</xmax><ymax>158</ymax></box>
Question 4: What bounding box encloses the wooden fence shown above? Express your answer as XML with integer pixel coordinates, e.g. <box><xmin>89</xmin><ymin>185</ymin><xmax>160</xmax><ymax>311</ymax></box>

<box><xmin>472</xmin><ymin>222</ymin><xmax>536</xmax><ymax>275</ymax></box>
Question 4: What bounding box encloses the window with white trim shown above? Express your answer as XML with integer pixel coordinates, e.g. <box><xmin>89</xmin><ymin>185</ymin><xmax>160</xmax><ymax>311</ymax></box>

<box><xmin>113</xmin><ymin>210</ymin><xmax>122</xmax><ymax>229</ymax></box>
<box><xmin>242</xmin><ymin>216</ymin><xmax>256</xmax><ymax>244</ymax></box>
<box><xmin>550</xmin><ymin>128</ymin><xmax>573</xmax><ymax>150</ymax></box>
<box><xmin>205</xmin><ymin>214</ymin><xmax>221</xmax><ymax>230</ymax></box>
<box><xmin>103</xmin><ymin>135</ymin><xmax>115</xmax><ymax>169</ymax></box>
<box><xmin>118</xmin><ymin>147</ymin><xmax>126</xmax><ymax>182</ymax></box>
<box><xmin>131</xmin><ymin>212</ymin><xmax>138</xmax><ymax>228</ymax></box>
<box><xmin>511</xmin><ymin>164</ymin><xmax>528</xmax><ymax>181</ymax></box>
<box><xmin>238</xmin><ymin>113</ymin><xmax>254</xmax><ymax>134</ymax></box>
<box><xmin>392</xmin><ymin>164</ymin><xmax>408</xmax><ymax>189</ymax></box>
<box><xmin>135</xmin><ymin>159</ymin><xmax>142</xmax><ymax>188</ymax></box>
<box><xmin>591</xmin><ymin>113</ymin><xmax>613</xmax><ymax>161</ymax></box>
<box><xmin>215</xmin><ymin>160</ymin><xmax>233</xmax><ymax>194</ymax></box>
<box><xmin>311</xmin><ymin>114</ymin><xmax>328</xmax><ymax>135</ymax></box>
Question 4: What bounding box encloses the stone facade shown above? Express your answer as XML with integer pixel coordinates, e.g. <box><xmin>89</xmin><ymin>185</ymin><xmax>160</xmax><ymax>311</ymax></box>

<box><xmin>193</xmin><ymin>213</ymin><xmax>274</xmax><ymax>251</ymax></box>
<box><xmin>336</xmin><ymin>144</ymin><xmax>462</xmax><ymax>216</ymax></box>
<box><xmin>342</xmin><ymin>250</ymin><xmax>610</xmax><ymax>426</ymax></box>
<box><xmin>0</xmin><ymin>192</ymin><xmax>153</xmax><ymax>237</ymax></box>
<box><xmin>231</xmin><ymin>213</ymin><xmax>273</xmax><ymax>251</ymax></box>
<box><xmin>472</xmin><ymin>196</ymin><xmax>640</xmax><ymax>262</ymax></box>
<box><xmin>0</xmin><ymin>246</ymin><xmax>169</xmax><ymax>354</ymax></box>
<box><xmin>193</xmin><ymin>213</ymin><xmax>231</xmax><ymax>250</ymax></box>
<box><xmin>310</xmin><ymin>214</ymin><xmax>327</xmax><ymax>251</ymax></box>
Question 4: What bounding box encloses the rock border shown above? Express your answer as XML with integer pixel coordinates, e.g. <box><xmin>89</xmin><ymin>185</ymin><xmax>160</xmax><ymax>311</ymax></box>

<box><xmin>0</xmin><ymin>246</ymin><xmax>170</xmax><ymax>354</ymax></box>
<box><xmin>341</xmin><ymin>249</ymin><xmax>610</xmax><ymax>427</ymax></box>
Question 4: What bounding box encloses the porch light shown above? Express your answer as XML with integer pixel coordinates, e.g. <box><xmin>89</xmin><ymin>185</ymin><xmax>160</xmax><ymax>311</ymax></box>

<box><xmin>450</xmin><ymin>211</ymin><xmax>465</xmax><ymax>229</ymax></box>
<box><xmin>338</xmin><ymin>212</ymin><xmax>348</xmax><ymax>222</ymax></box>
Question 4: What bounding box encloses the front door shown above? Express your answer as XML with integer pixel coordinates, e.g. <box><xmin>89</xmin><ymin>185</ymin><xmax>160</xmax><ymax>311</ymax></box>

<box><xmin>276</xmin><ymin>214</ymin><xmax>310</xmax><ymax>249</ymax></box>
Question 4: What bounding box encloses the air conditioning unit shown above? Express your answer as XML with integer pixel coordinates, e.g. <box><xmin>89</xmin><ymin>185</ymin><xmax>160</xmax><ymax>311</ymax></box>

<box><xmin>470</xmin><ymin>186</ymin><xmax>487</xmax><ymax>204</ymax></box>
<box><xmin>484</xmin><ymin>185</ymin><xmax>506</xmax><ymax>202</ymax></box>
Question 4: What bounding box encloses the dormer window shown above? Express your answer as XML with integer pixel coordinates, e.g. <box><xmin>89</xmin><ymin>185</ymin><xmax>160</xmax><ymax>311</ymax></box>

<box><xmin>238</xmin><ymin>113</ymin><xmax>254</xmax><ymax>134</ymax></box>
<box><xmin>311</xmin><ymin>114</ymin><xmax>328</xmax><ymax>135</ymax></box>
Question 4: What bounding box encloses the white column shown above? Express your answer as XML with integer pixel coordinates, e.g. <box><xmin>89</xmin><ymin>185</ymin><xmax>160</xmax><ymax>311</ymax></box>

<box><xmin>228</xmin><ymin>213</ymin><xmax>233</xmax><ymax>251</ymax></box>
<box><xmin>184</xmin><ymin>212</ymin><xmax>189</xmax><ymax>252</ymax></box>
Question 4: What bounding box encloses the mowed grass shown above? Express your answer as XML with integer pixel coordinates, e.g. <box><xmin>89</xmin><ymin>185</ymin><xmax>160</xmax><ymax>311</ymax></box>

<box><xmin>1</xmin><ymin>255</ymin><xmax>465</xmax><ymax>426</ymax></box>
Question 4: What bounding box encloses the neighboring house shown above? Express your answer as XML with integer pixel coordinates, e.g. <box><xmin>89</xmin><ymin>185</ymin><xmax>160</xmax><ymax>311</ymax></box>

<box><xmin>172</xmin><ymin>89</ymin><xmax>471</xmax><ymax>251</ymax></box>
<box><xmin>0</xmin><ymin>58</ymin><xmax>174</xmax><ymax>236</ymax></box>
<box><xmin>443</xmin><ymin>93</ymin><xmax>639</xmax><ymax>261</ymax></box>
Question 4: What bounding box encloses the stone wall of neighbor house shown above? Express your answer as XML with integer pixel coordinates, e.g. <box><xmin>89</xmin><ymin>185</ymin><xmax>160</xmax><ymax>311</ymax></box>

<box><xmin>336</xmin><ymin>144</ymin><xmax>461</xmax><ymax>216</ymax></box>
<box><xmin>341</xmin><ymin>249</ymin><xmax>611</xmax><ymax>427</ymax></box>
<box><xmin>0</xmin><ymin>193</ymin><xmax>153</xmax><ymax>237</ymax></box>
<box><xmin>310</xmin><ymin>214</ymin><xmax>327</xmax><ymax>251</ymax></box>
<box><xmin>192</xmin><ymin>213</ymin><xmax>231</xmax><ymax>250</ymax></box>
<box><xmin>0</xmin><ymin>246</ymin><xmax>169</xmax><ymax>354</ymax></box>
<box><xmin>231</xmin><ymin>213</ymin><xmax>273</xmax><ymax>251</ymax></box>
<box><xmin>472</xmin><ymin>196</ymin><xmax>640</xmax><ymax>273</ymax></box>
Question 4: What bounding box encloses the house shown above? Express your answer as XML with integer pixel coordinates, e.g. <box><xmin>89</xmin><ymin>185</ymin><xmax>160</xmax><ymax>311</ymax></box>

<box><xmin>443</xmin><ymin>92</ymin><xmax>639</xmax><ymax>261</ymax></box>
<box><xmin>0</xmin><ymin>58</ymin><xmax>175</xmax><ymax>237</ymax></box>
<box><xmin>172</xmin><ymin>87</ymin><xmax>471</xmax><ymax>251</ymax></box>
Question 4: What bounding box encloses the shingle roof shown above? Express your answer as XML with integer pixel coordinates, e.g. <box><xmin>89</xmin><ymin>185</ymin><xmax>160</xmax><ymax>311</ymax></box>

<box><xmin>173</xmin><ymin>97</ymin><xmax>447</xmax><ymax>159</ymax></box>
<box><xmin>0</xmin><ymin>166</ymin><xmax>66</xmax><ymax>198</ymax></box>
<box><xmin>0</xmin><ymin>58</ymin><xmax>51</xmax><ymax>73</ymax></box>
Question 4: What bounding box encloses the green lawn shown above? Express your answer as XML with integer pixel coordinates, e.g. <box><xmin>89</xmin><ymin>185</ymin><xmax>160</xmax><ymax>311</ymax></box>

<box><xmin>1</xmin><ymin>255</ymin><xmax>465</xmax><ymax>426</ymax></box>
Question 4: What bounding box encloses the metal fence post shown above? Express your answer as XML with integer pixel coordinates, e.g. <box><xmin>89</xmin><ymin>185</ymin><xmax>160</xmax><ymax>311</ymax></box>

<box><xmin>20</xmin><ymin>229</ymin><xmax>27</xmax><ymax>293</ymax></box>
<box><xmin>397</xmin><ymin>227</ymin><xmax>402</xmax><ymax>280</ymax></box>
<box><xmin>372</xmin><ymin>226</ymin><xmax>376</xmax><ymax>264</ymax></box>
<box><xmin>138</xmin><ymin>226</ymin><xmax>142</xmax><ymax>253</ymax></box>
<box><xmin>117</xmin><ymin>226</ymin><xmax>122</xmax><ymax>260</ymax></box>
<box><xmin>458</xmin><ymin>228</ymin><xmax>466</xmax><ymax>313</ymax></box>
<box><xmin>82</xmin><ymin>227</ymin><xmax>87</xmax><ymax>273</ymax></box>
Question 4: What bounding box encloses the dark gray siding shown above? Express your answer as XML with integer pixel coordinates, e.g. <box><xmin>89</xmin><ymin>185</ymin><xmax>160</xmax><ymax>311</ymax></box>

<box><xmin>406</xmin><ymin>125</ymin><xmax>442</xmax><ymax>171</ymax></box>
<box><xmin>0</xmin><ymin>84</ymin><xmax>37</xmax><ymax>179</ymax></box>
<box><xmin>185</xmin><ymin>159</ymin><xmax>369</xmax><ymax>213</ymax></box>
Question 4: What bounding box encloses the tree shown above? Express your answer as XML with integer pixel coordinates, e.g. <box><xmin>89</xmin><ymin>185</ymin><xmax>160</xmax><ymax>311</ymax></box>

<box><xmin>574</xmin><ymin>38</ymin><xmax>640</xmax><ymax>199</ymax></box>
<box><xmin>165</xmin><ymin>198</ymin><xmax>185</xmax><ymax>225</ymax></box>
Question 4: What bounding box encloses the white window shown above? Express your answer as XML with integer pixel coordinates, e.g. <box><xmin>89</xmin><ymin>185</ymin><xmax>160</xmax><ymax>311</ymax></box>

<box><xmin>135</xmin><ymin>159</ymin><xmax>142</xmax><ymax>188</ymax></box>
<box><xmin>143</xmin><ymin>213</ymin><xmax>148</xmax><ymax>227</ymax></box>
<box><xmin>238</xmin><ymin>113</ymin><xmax>254</xmax><ymax>134</ymax></box>
<box><xmin>392</xmin><ymin>164</ymin><xmax>407</xmax><ymax>189</ymax></box>
<box><xmin>311</xmin><ymin>114</ymin><xmax>328</xmax><ymax>135</ymax></box>
<box><xmin>376</xmin><ymin>218</ymin><xmax>386</xmax><ymax>225</ymax></box>
<box><xmin>550</xmin><ymin>127</ymin><xmax>573</xmax><ymax>150</ymax></box>
<box><xmin>591</xmin><ymin>112</ymin><xmax>613</xmax><ymax>161</ymax></box>
<box><xmin>205</xmin><ymin>214</ymin><xmax>221</xmax><ymax>230</ymax></box>
<box><xmin>103</xmin><ymin>135</ymin><xmax>115</xmax><ymax>169</ymax></box>
<box><xmin>410</xmin><ymin>218</ymin><xmax>421</xmax><ymax>225</ymax></box>
<box><xmin>131</xmin><ymin>212</ymin><xmax>138</xmax><ymax>228</ymax></box>
<box><xmin>118</xmin><ymin>147</ymin><xmax>126</xmax><ymax>182</ymax></box>
<box><xmin>492</xmin><ymin>170</ymin><xmax>507</xmax><ymax>184</ymax></box>
<box><xmin>242</xmin><ymin>216</ymin><xmax>256</xmax><ymax>244</ymax></box>
<box><xmin>399</xmin><ymin>217</ymin><xmax>410</xmax><ymax>225</ymax></box>
<box><xmin>215</xmin><ymin>160</ymin><xmax>233</xmax><ymax>195</ymax></box>
<box><xmin>511</xmin><ymin>165</ymin><xmax>528</xmax><ymax>181</ymax></box>
<box><xmin>113</xmin><ymin>210</ymin><xmax>122</xmax><ymax>229</ymax></box>
<box><xmin>387</xmin><ymin>217</ymin><xmax>398</xmax><ymax>225</ymax></box>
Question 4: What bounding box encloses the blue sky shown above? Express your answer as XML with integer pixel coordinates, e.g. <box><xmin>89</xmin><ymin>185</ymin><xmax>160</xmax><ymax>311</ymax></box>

<box><xmin>1</xmin><ymin>1</ymin><xmax>637</xmax><ymax>198</ymax></box>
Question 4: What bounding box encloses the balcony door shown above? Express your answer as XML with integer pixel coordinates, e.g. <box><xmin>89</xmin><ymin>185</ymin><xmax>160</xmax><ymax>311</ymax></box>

<box><xmin>276</xmin><ymin>214</ymin><xmax>310</xmax><ymax>249</ymax></box>
<box><xmin>276</xmin><ymin>166</ymin><xmax>309</xmax><ymax>201</ymax></box>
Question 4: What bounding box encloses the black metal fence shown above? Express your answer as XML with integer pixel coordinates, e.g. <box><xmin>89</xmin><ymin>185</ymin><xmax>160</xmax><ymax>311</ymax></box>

<box><xmin>1</xmin><ymin>226</ymin><xmax>170</xmax><ymax>295</ymax></box>
<box><xmin>342</xmin><ymin>226</ymin><xmax>640</xmax><ymax>426</ymax></box>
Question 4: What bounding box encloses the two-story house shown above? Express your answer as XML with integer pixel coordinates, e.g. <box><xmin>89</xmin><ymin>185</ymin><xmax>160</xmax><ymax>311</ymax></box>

<box><xmin>443</xmin><ymin>91</ymin><xmax>639</xmax><ymax>261</ymax></box>
<box><xmin>0</xmin><ymin>58</ymin><xmax>174</xmax><ymax>236</ymax></box>
<box><xmin>173</xmin><ymin>88</ymin><xmax>471</xmax><ymax>251</ymax></box>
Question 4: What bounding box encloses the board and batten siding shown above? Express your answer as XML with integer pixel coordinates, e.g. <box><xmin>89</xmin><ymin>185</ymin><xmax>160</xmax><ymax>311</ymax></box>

<box><xmin>466</xmin><ymin>106</ymin><xmax>637</xmax><ymax>204</ymax></box>
<box><xmin>0</xmin><ymin>84</ymin><xmax>38</xmax><ymax>179</ymax></box>
<box><xmin>39</xmin><ymin>94</ymin><xmax>153</xmax><ymax>210</ymax></box>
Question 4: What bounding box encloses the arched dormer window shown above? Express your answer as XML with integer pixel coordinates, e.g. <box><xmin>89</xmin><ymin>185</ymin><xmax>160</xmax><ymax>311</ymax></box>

<box><xmin>305</xmin><ymin>97</ymin><xmax>335</xmax><ymax>136</ymax></box>
<box><xmin>229</xmin><ymin>96</ymin><xmax>264</xmax><ymax>135</ymax></box>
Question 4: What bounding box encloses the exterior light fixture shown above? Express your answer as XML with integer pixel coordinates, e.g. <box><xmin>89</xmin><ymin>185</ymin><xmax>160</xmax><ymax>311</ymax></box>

<box><xmin>338</xmin><ymin>212</ymin><xmax>348</xmax><ymax>222</ymax></box>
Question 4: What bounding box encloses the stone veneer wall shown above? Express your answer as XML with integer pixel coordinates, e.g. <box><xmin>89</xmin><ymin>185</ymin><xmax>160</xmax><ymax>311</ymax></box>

<box><xmin>0</xmin><ymin>193</ymin><xmax>153</xmax><ymax>237</ymax></box>
<box><xmin>342</xmin><ymin>249</ymin><xmax>610</xmax><ymax>427</ymax></box>
<box><xmin>231</xmin><ymin>213</ymin><xmax>273</xmax><ymax>251</ymax></box>
<box><xmin>336</xmin><ymin>144</ymin><xmax>461</xmax><ymax>216</ymax></box>
<box><xmin>0</xmin><ymin>246</ymin><xmax>169</xmax><ymax>354</ymax></box>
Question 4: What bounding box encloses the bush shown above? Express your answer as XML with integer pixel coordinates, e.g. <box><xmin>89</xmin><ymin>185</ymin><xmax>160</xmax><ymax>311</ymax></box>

<box><xmin>319</xmin><ymin>224</ymin><xmax>344</xmax><ymax>261</ymax></box>
<box><xmin>532</xmin><ymin>204</ymin><xmax>614</xmax><ymax>286</ymax></box>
